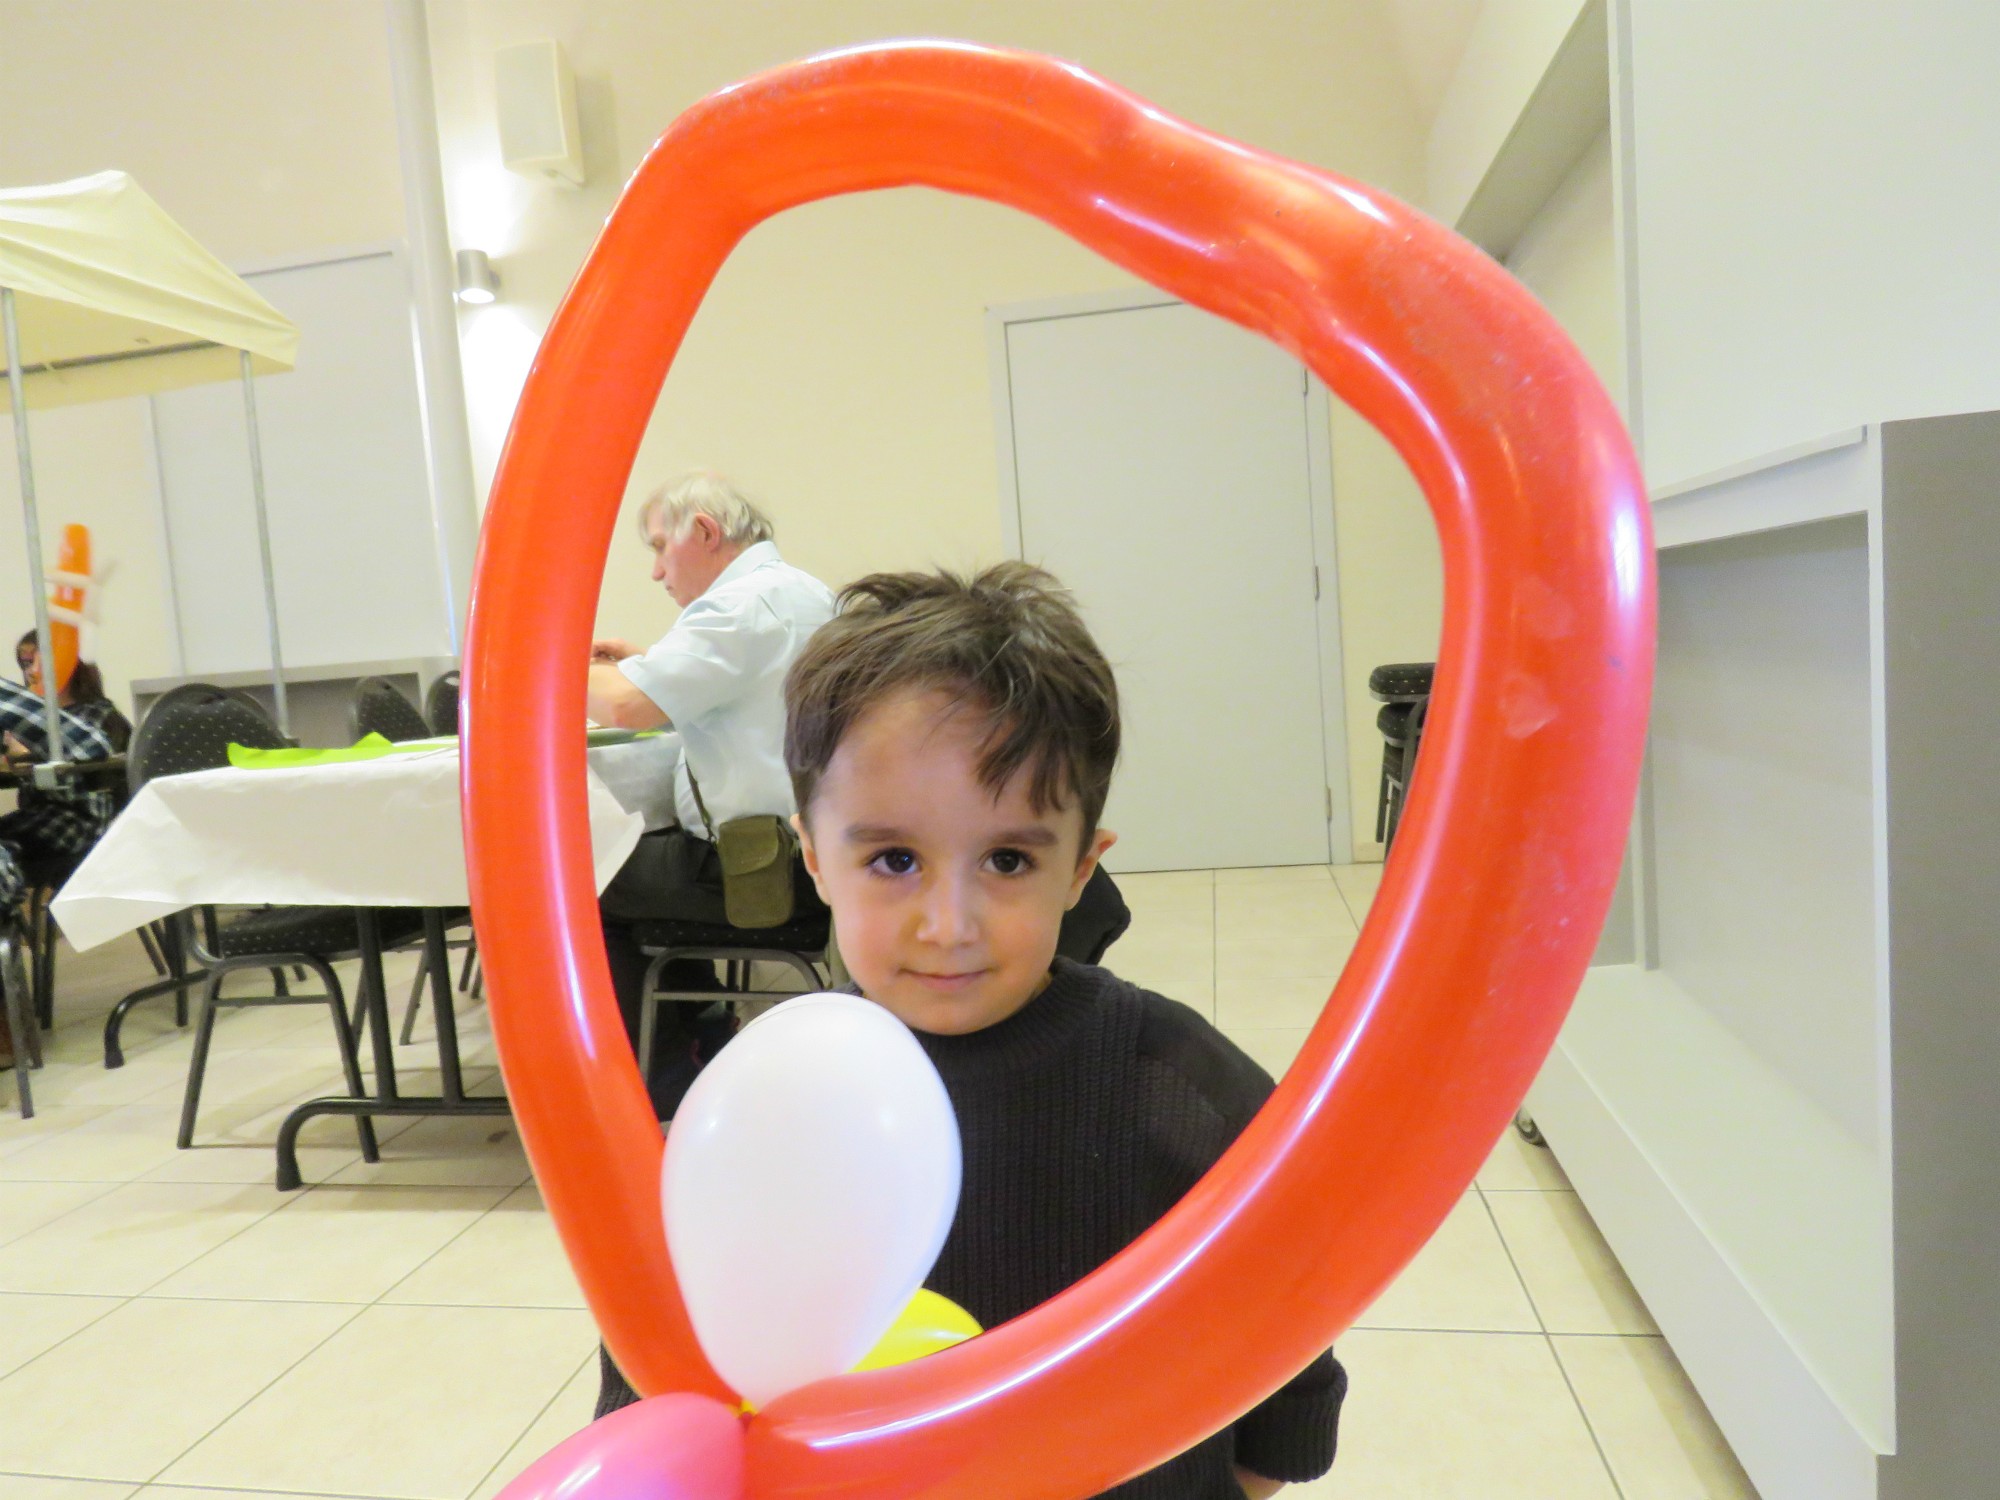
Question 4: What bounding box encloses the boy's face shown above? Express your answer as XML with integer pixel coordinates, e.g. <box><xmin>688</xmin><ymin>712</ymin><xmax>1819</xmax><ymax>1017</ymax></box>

<box><xmin>795</xmin><ymin>688</ymin><xmax>1115</xmax><ymax>1036</ymax></box>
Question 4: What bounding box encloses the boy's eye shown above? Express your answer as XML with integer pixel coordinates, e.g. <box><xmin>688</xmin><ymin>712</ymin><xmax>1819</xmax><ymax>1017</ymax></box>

<box><xmin>869</xmin><ymin>848</ymin><xmax>918</xmax><ymax>876</ymax></box>
<box><xmin>987</xmin><ymin>848</ymin><xmax>1036</xmax><ymax>876</ymax></box>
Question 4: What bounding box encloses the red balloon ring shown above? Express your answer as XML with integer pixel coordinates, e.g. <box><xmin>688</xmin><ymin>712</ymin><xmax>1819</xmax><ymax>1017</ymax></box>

<box><xmin>465</xmin><ymin>41</ymin><xmax>1652</xmax><ymax>1500</ymax></box>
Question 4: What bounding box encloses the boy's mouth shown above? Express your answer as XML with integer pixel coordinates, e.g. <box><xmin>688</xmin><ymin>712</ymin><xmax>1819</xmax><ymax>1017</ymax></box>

<box><xmin>903</xmin><ymin>968</ymin><xmax>990</xmax><ymax>993</ymax></box>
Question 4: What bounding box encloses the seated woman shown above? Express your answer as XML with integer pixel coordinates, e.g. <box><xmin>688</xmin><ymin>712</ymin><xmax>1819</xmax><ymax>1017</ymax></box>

<box><xmin>2</xmin><ymin>633</ymin><xmax>130</xmax><ymax>886</ymax></box>
<box><xmin>0</xmin><ymin>636</ymin><xmax>123</xmax><ymax>1068</ymax></box>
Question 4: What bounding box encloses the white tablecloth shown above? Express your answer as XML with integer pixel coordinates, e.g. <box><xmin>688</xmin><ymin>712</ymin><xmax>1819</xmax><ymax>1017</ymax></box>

<box><xmin>50</xmin><ymin>735</ymin><xmax>682</xmax><ymax>952</ymax></box>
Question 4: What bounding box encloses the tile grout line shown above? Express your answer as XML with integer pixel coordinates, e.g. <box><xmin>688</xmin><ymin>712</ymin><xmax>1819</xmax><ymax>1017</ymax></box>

<box><xmin>0</xmin><ymin>1288</ymin><xmax>139</xmax><ymax>1391</ymax></box>
<box><xmin>136</xmin><ymin>1169</ymin><xmax>547</xmax><ymax>1489</ymax></box>
<box><xmin>0</xmin><ymin>1473</ymin><xmax>139</xmax><ymax>1499</ymax></box>
<box><xmin>7</xmin><ymin>998</ymin><xmax>519</xmax><ymax>1488</ymax></box>
<box><xmin>0</xmin><ymin>1177</ymin><xmax>127</xmax><ymax>1246</ymax></box>
<box><xmin>0</xmin><ymin>1464</ymin><xmax>422</xmax><ymax>1499</ymax></box>
<box><xmin>1476</xmin><ymin>1182</ymin><xmax>1629</xmax><ymax>1500</ymax></box>
<box><xmin>133</xmin><ymin>1297</ymin><xmax>374</xmax><ymax>1488</ymax></box>
<box><xmin>462</xmin><ymin>1347</ymin><xmax>599</xmax><ymax>1500</ymax></box>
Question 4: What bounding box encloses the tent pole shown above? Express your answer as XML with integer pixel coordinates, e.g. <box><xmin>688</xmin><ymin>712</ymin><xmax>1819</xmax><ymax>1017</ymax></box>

<box><xmin>2</xmin><ymin>287</ymin><xmax>66</xmax><ymax>764</ymax></box>
<box><xmin>239</xmin><ymin>349</ymin><xmax>290</xmax><ymax>739</ymax></box>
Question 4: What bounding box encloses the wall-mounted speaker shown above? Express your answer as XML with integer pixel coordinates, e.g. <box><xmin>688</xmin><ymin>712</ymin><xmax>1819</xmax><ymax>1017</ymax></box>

<box><xmin>496</xmin><ymin>39</ymin><xmax>585</xmax><ymax>188</ymax></box>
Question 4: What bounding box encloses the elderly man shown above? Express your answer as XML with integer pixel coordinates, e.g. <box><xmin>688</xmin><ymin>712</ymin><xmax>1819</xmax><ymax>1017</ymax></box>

<box><xmin>587</xmin><ymin>472</ymin><xmax>834</xmax><ymax>1106</ymax></box>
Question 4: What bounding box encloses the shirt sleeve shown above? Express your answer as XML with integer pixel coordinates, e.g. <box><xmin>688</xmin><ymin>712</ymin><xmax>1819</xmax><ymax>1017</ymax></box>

<box><xmin>0</xmin><ymin>679</ymin><xmax>115</xmax><ymax>761</ymax></box>
<box><xmin>1232</xmin><ymin>1349</ymin><xmax>1347</xmax><ymax>1481</ymax></box>
<box><xmin>1135</xmin><ymin>991</ymin><xmax>1348</xmax><ymax>1483</ymax></box>
<box><xmin>616</xmin><ymin>595</ymin><xmax>789</xmax><ymax>726</ymax></box>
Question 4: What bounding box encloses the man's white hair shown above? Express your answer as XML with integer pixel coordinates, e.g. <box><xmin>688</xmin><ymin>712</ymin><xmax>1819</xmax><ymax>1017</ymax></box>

<box><xmin>638</xmin><ymin>471</ymin><xmax>775</xmax><ymax>548</ymax></box>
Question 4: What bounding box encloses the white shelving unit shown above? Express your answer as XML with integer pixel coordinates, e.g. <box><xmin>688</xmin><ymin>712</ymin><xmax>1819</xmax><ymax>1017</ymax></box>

<box><xmin>1529</xmin><ymin>412</ymin><xmax>2000</xmax><ymax>1500</ymax></box>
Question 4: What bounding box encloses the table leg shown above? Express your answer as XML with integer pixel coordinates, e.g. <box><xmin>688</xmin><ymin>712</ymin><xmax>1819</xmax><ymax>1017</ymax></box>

<box><xmin>423</xmin><ymin>910</ymin><xmax>464</xmax><ymax>1107</ymax></box>
<box><xmin>274</xmin><ymin>907</ymin><xmax>511</xmax><ymax>1191</ymax></box>
<box><xmin>359</xmin><ymin>908</ymin><xmax>400</xmax><ymax>1104</ymax></box>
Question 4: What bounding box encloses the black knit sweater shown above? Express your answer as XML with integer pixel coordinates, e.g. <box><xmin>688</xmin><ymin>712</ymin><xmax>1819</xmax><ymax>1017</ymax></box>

<box><xmin>600</xmin><ymin>960</ymin><xmax>1345</xmax><ymax>1496</ymax></box>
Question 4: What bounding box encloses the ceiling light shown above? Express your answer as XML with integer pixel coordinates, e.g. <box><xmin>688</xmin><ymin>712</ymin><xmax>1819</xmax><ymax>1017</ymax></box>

<box><xmin>455</xmin><ymin>248</ymin><xmax>500</xmax><ymax>305</ymax></box>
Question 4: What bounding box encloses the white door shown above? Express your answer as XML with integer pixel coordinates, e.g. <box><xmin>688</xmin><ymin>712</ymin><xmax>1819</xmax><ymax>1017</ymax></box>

<box><xmin>995</xmin><ymin>297</ymin><xmax>1345</xmax><ymax>872</ymax></box>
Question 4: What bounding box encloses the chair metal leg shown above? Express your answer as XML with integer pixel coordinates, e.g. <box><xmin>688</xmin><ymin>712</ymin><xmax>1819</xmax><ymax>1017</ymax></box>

<box><xmin>399</xmin><ymin>957</ymin><xmax>426</xmax><ymax>1045</ymax></box>
<box><xmin>1375</xmin><ymin>734</ymin><xmax>1409</xmax><ymax>845</ymax></box>
<box><xmin>137</xmin><ymin>921</ymin><xmax>168</xmax><ymax>976</ymax></box>
<box><xmin>31</xmin><ymin>890</ymin><xmax>56</xmax><ymax>1030</ymax></box>
<box><xmin>3</xmin><ymin>929</ymin><xmax>34</xmax><ymax>1119</ymax></box>
<box><xmin>1384</xmin><ymin>699</ymin><xmax>1428</xmax><ymax>851</ymax></box>
<box><xmin>16</xmin><ymin>931</ymin><xmax>43</xmax><ymax>1072</ymax></box>
<box><xmin>176</xmin><ymin>971</ymin><xmax>229</xmax><ymax>1149</ymax></box>
<box><xmin>172</xmin><ymin>918</ymin><xmax>192</xmax><ymax>1027</ymax></box>
<box><xmin>422</xmin><ymin>913</ymin><xmax>465</xmax><ymax>1106</ymax></box>
<box><xmin>457</xmin><ymin>936</ymin><xmax>479</xmax><ymax>993</ymax></box>
<box><xmin>635</xmin><ymin>950</ymin><xmax>672</xmax><ymax>1093</ymax></box>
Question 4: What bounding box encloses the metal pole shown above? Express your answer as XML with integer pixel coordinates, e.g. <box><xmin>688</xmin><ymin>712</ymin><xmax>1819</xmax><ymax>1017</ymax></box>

<box><xmin>2</xmin><ymin>287</ymin><xmax>65</xmax><ymax>764</ymax></box>
<box><xmin>386</xmin><ymin>0</ymin><xmax>481</xmax><ymax>655</ymax></box>
<box><xmin>240</xmin><ymin>349</ymin><xmax>290</xmax><ymax>738</ymax></box>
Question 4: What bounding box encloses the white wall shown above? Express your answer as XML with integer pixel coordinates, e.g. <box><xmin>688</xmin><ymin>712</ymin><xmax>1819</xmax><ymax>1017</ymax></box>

<box><xmin>427</xmin><ymin>0</ymin><xmax>1441</xmax><ymax>850</ymax></box>
<box><xmin>1507</xmin><ymin>130</ymin><xmax>1621</xmax><ymax>408</ymax></box>
<box><xmin>1499</xmin><ymin>129</ymin><xmax>1633</xmax><ymax>960</ymax></box>
<box><xmin>0</xmin><ymin>0</ymin><xmax>406</xmax><ymax>711</ymax></box>
<box><xmin>1628</xmin><ymin>0</ymin><xmax>2000</xmax><ymax>487</ymax></box>
<box><xmin>1426</xmin><ymin>0</ymin><xmax>1593</xmax><ymax>221</ymax></box>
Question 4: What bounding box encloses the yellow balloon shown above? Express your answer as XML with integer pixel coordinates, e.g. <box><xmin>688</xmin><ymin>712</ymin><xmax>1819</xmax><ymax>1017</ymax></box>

<box><xmin>851</xmin><ymin>1289</ymin><xmax>982</xmax><ymax>1373</ymax></box>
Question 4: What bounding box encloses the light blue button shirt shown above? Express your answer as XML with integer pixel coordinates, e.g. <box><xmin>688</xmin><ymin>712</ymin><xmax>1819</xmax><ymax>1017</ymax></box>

<box><xmin>617</xmin><ymin>541</ymin><xmax>835</xmax><ymax>832</ymax></box>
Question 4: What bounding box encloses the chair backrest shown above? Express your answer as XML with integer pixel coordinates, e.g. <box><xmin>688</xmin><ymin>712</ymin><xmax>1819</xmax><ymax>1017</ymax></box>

<box><xmin>426</xmin><ymin>670</ymin><xmax>460</xmax><ymax>737</ymax></box>
<box><xmin>129</xmin><ymin>684</ymin><xmax>287</xmax><ymax>792</ymax></box>
<box><xmin>349</xmin><ymin>677</ymin><xmax>432</xmax><ymax>743</ymax></box>
<box><xmin>1056</xmin><ymin>866</ymin><xmax>1130</xmax><ymax>967</ymax></box>
<box><xmin>1368</xmin><ymin>661</ymin><xmax>1435</xmax><ymax>704</ymax></box>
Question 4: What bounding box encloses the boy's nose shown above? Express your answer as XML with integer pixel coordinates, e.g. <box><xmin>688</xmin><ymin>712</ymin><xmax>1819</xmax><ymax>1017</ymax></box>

<box><xmin>915</xmin><ymin>872</ymin><xmax>980</xmax><ymax>948</ymax></box>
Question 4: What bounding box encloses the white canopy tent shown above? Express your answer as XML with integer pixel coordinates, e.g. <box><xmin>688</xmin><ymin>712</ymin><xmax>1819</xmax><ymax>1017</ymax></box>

<box><xmin>0</xmin><ymin>170</ymin><xmax>301</xmax><ymax>748</ymax></box>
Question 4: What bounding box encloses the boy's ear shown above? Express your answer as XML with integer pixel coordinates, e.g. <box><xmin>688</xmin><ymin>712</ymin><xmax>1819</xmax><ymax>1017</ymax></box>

<box><xmin>792</xmin><ymin>813</ymin><xmax>832</xmax><ymax>902</ymax></box>
<box><xmin>1065</xmin><ymin>827</ymin><xmax>1117</xmax><ymax>909</ymax></box>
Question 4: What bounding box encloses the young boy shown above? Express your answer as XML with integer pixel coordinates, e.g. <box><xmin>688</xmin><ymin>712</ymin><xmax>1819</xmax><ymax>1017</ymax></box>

<box><xmin>599</xmin><ymin>563</ymin><xmax>1345</xmax><ymax>1496</ymax></box>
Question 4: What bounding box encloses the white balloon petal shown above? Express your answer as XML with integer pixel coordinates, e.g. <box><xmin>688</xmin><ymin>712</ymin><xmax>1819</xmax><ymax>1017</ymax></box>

<box><xmin>662</xmin><ymin>992</ymin><xmax>961</xmax><ymax>1409</ymax></box>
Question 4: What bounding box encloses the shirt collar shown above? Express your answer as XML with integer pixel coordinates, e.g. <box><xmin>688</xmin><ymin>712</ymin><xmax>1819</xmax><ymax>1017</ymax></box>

<box><xmin>708</xmin><ymin>539</ymin><xmax>780</xmax><ymax>593</ymax></box>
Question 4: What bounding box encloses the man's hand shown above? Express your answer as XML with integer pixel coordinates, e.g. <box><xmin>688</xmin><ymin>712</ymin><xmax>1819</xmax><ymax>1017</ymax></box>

<box><xmin>1234</xmin><ymin>1468</ymin><xmax>1285</xmax><ymax>1500</ymax></box>
<box><xmin>591</xmin><ymin>637</ymin><xmax>639</xmax><ymax>663</ymax></box>
<box><xmin>586</xmin><ymin>661</ymin><xmax>670</xmax><ymax>731</ymax></box>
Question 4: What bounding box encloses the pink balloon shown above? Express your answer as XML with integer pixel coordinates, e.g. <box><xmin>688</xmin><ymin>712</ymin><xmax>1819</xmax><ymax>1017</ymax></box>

<box><xmin>491</xmin><ymin>1393</ymin><xmax>744</xmax><ymax>1500</ymax></box>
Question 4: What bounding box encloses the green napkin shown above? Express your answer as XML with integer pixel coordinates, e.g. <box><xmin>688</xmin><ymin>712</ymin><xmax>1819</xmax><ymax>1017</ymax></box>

<box><xmin>227</xmin><ymin>734</ymin><xmax>454</xmax><ymax>769</ymax></box>
<box><xmin>227</xmin><ymin>728</ymin><xmax>660</xmax><ymax>768</ymax></box>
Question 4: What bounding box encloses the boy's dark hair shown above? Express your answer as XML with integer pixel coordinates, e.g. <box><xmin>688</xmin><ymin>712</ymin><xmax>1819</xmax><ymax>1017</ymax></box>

<box><xmin>785</xmin><ymin>563</ymin><xmax>1121</xmax><ymax>847</ymax></box>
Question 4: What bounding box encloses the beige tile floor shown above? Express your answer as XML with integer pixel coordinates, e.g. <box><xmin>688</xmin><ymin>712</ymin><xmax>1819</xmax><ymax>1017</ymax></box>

<box><xmin>0</xmin><ymin>868</ymin><xmax>1760</xmax><ymax>1500</ymax></box>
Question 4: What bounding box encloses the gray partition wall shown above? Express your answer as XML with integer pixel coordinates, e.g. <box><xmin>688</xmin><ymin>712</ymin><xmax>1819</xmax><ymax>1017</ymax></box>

<box><xmin>1526</xmin><ymin>412</ymin><xmax>2000</xmax><ymax>1500</ymax></box>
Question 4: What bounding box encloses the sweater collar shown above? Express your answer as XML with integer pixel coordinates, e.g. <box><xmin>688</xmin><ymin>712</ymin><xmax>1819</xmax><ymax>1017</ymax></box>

<box><xmin>913</xmin><ymin>958</ymin><xmax>1100</xmax><ymax>1079</ymax></box>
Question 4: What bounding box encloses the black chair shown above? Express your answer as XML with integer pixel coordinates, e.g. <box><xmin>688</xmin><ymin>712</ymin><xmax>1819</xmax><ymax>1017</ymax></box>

<box><xmin>17</xmin><ymin>724</ymin><xmax>148</xmax><ymax>1036</ymax></box>
<box><xmin>627</xmin><ymin>865</ymin><xmax>1130</xmax><ymax>1105</ymax></box>
<box><xmin>1058</xmin><ymin>866</ymin><xmax>1130</xmax><ymax>966</ymax></box>
<box><xmin>98</xmin><ymin>684</ymin><xmax>417</xmax><ymax>1155</ymax></box>
<box><xmin>346</xmin><ymin>675</ymin><xmax>481</xmax><ymax>1045</ymax></box>
<box><xmin>426</xmin><ymin>670</ymin><xmax>460</xmax><ymax>737</ymax></box>
<box><xmin>632</xmin><ymin>903</ymin><xmax>833</xmax><ymax>1101</ymax></box>
<box><xmin>349</xmin><ymin>677</ymin><xmax>433</xmax><ymax>744</ymax></box>
<box><xmin>1370</xmin><ymin>662</ymin><xmax>1434</xmax><ymax>849</ymax></box>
